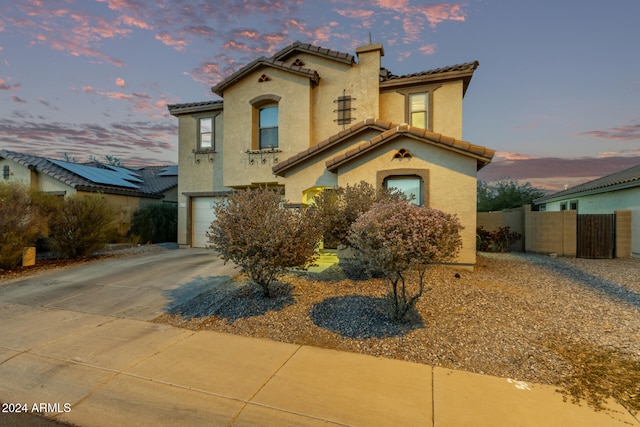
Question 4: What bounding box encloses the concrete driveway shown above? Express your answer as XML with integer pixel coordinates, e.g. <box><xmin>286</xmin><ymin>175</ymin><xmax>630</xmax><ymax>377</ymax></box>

<box><xmin>0</xmin><ymin>248</ymin><xmax>239</xmax><ymax>321</ymax></box>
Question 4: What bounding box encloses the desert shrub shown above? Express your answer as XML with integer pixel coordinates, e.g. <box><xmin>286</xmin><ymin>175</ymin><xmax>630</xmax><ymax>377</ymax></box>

<box><xmin>207</xmin><ymin>187</ymin><xmax>322</xmax><ymax>297</ymax></box>
<box><xmin>48</xmin><ymin>194</ymin><xmax>116</xmax><ymax>258</ymax></box>
<box><xmin>476</xmin><ymin>226</ymin><xmax>521</xmax><ymax>252</ymax></box>
<box><xmin>313</xmin><ymin>181</ymin><xmax>402</xmax><ymax>248</ymax></box>
<box><xmin>129</xmin><ymin>203</ymin><xmax>177</xmax><ymax>243</ymax></box>
<box><xmin>348</xmin><ymin>200</ymin><xmax>463</xmax><ymax>322</ymax></box>
<box><xmin>0</xmin><ymin>182</ymin><xmax>51</xmax><ymax>269</ymax></box>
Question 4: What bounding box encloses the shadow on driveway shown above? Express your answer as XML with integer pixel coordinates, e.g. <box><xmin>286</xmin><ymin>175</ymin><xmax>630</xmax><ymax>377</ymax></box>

<box><xmin>164</xmin><ymin>276</ymin><xmax>294</xmax><ymax>322</ymax></box>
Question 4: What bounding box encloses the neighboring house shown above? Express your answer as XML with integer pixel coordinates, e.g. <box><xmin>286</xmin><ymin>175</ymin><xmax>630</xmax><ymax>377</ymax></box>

<box><xmin>535</xmin><ymin>163</ymin><xmax>640</xmax><ymax>257</ymax></box>
<box><xmin>0</xmin><ymin>149</ymin><xmax>178</xmax><ymax>235</ymax></box>
<box><xmin>168</xmin><ymin>42</ymin><xmax>495</xmax><ymax>267</ymax></box>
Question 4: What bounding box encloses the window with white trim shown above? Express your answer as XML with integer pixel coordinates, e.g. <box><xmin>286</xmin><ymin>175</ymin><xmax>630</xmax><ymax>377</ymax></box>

<box><xmin>409</xmin><ymin>93</ymin><xmax>428</xmax><ymax>129</ymax></box>
<box><xmin>198</xmin><ymin>114</ymin><xmax>221</xmax><ymax>151</ymax></box>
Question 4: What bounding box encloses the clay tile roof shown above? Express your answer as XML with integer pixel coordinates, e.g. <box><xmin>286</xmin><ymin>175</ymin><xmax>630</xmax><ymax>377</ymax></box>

<box><xmin>273</xmin><ymin>121</ymin><xmax>495</xmax><ymax>177</ymax></box>
<box><xmin>168</xmin><ymin>100</ymin><xmax>223</xmax><ymax>115</ymax></box>
<box><xmin>211</xmin><ymin>56</ymin><xmax>321</xmax><ymax>96</ymax></box>
<box><xmin>271</xmin><ymin>41</ymin><xmax>355</xmax><ymax>65</ymax></box>
<box><xmin>535</xmin><ymin>163</ymin><xmax>640</xmax><ymax>203</ymax></box>
<box><xmin>272</xmin><ymin>118</ymin><xmax>391</xmax><ymax>176</ymax></box>
<box><xmin>380</xmin><ymin>61</ymin><xmax>479</xmax><ymax>95</ymax></box>
<box><xmin>381</xmin><ymin>61</ymin><xmax>479</xmax><ymax>82</ymax></box>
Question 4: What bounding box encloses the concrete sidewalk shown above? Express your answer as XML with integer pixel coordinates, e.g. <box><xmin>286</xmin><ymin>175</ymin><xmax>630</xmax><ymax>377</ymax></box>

<box><xmin>0</xmin><ymin>302</ymin><xmax>637</xmax><ymax>426</ymax></box>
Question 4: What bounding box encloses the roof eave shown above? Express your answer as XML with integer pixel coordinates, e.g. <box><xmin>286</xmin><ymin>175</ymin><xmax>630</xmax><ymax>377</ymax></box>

<box><xmin>325</xmin><ymin>133</ymin><xmax>494</xmax><ymax>173</ymax></box>
<box><xmin>212</xmin><ymin>59</ymin><xmax>320</xmax><ymax>96</ymax></box>
<box><xmin>535</xmin><ymin>180</ymin><xmax>640</xmax><ymax>204</ymax></box>
<box><xmin>381</xmin><ymin>68</ymin><xmax>476</xmax><ymax>88</ymax></box>
<box><xmin>167</xmin><ymin>101</ymin><xmax>223</xmax><ymax>116</ymax></box>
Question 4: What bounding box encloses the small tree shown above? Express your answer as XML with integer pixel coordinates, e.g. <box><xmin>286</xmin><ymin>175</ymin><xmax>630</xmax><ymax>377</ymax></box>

<box><xmin>207</xmin><ymin>188</ymin><xmax>322</xmax><ymax>297</ymax></box>
<box><xmin>0</xmin><ymin>183</ymin><xmax>51</xmax><ymax>269</ymax></box>
<box><xmin>348</xmin><ymin>200</ymin><xmax>463</xmax><ymax>322</ymax></box>
<box><xmin>48</xmin><ymin>194</ymin><xmax>116</xmax><ymax>258</ymax></box>
<box><xmin>477</xmin><ymin>178</ymin><xmax>547</xmax><ymax>212</ymax></box>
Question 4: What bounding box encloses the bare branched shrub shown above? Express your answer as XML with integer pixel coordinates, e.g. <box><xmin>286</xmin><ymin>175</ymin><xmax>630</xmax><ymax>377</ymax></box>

<box><xmin>313</xmin><ymin>181</ymin><xmax>402</xmax><ymax>248</ymax></box>
<box><xmin>348</xmin><ymin>200</ymin><xmax>463</xmax><ymax>321</ymax></box>
<box><xmin>207</xmin><ymin>188</ymin><xmax>322</xmax><ymax>297</ymax></box>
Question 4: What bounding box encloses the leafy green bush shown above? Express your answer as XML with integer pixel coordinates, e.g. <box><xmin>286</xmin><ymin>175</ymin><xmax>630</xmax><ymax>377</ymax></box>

<box><xmin>207</xmin><ymin>188</ymin><xmax>322</xmax><ymax>297</ymax></box>
<box><xmin>0</xmin><ymin>182</ymin><xmax>51</xmax><ymax>269</ymax></box>
<box><xmin>348</xmin><ymin>200</ymin><xmax>463</xmax><ymax>322</ymax></box>
<box><xmin>48</xmin><ymin>194</ymin><xmax>116</xmax><ymax>258</ymax></box>
<box><xmin>129</xmin><ymin>203</ymin><xmax>177</xmax><ymax>243</ymax></box>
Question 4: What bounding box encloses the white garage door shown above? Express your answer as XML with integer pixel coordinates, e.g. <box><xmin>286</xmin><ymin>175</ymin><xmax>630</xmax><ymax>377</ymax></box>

<box><xmin>192</xmin><ymin>197</ymin><xmax>225</xmax><ymax>248</ymax></box>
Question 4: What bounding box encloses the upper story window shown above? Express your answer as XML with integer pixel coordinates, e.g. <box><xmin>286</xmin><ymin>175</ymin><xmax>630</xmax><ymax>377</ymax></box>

<box><xmin>409</xmin><ymin>93</ymin><xmax>428</xmax><ymax>129</ymax></box>
<box><xmin>199</xmin><ymin>117</ymin><xmax>212</xmax><ymax>149</ymax></box>
<box><xmin>259</xmin><ymin>106</ymin><xmax>278</xmax><ymax>149</ymax></box>
<box><xmin>398</xmin><ymin>85</ymin><xmax>440</xmax><ymax>131</ymax></box>
<box><xmin>198</xmin><ymin>114</ymin><xmax>221</xmax><ymax>151</ymax></box>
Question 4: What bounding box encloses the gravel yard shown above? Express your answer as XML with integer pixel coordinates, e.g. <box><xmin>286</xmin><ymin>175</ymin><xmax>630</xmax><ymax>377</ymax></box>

<box><xmin>157</xmin><ymin>252</ymin><xmax>640</xmax><ymax>404</ymax></box>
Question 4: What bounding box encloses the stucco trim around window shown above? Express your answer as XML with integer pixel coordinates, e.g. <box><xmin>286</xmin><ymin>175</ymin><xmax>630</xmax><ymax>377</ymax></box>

<box><xmin>376</xmin><ymin>168</ymin><xmax>429</xmax><ymax>206</ymax></box>
<box><xmin>395</xmin><ymin>84</ymin><xmax>441</xmax><ymax>131</ymax></box>
<box><xmin>249</xmin><ymin>94</ymin><xmax>281</xmax><ymax>107</ymax></box>
<box><xmin>248</xmin><ymin>95</ymin><xmax>281</xmax><ymax>151</ymax></box>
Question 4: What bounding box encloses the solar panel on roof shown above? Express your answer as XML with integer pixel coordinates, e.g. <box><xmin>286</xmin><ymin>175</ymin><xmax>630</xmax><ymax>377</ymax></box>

<box><xmin>158</xmin><ymin>165</ymin><xmax>178</xmax><ymax>176</ymax></box>
<box><xmin>103</xmin><ymin>164</ymin><xmax>144</xmax><ymax>182</ymax></box>
<box><xmin>50</xmin><ymin>159</ymin><xmax>140</xmax><ymax>189</ymax></box>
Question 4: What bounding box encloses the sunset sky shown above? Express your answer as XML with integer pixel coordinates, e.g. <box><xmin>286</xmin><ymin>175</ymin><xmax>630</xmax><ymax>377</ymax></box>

<box><xmin>1</xmin><ymin>0</ymin><xmax>639</xmax><ymax>190</ymax></box>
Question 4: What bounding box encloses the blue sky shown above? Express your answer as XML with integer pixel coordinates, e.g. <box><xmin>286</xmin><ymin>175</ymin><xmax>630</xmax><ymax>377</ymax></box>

<box><xmin>1</xmin><ymin>0</ymin><xmax>639</xmax><ymax>190</ymax></box>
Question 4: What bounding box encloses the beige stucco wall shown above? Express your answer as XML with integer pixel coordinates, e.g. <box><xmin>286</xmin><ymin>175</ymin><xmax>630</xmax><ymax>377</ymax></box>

<box><xmin>1</xmin><ymin>158</ymin><xmax>76</xmax><ymax>195</ymax></box>
<box><xmin>221</xmin><ymin>68</ymin><xmax>311</xmax><ymax>188</ymax></box>
<box><xmin>379</xmin><ymin>80</ymin><xmax>464</xmax><ymax>140</ymax></box>
<box><xmin>281</xmin><ymin>136</ymin><xmax>479</xmax><ymax>266</ymax></box>
<box><xmin>280</xmin><ymin>129</ymin><xmax>384</xmax><ymax>201</ymax></box>
<box><xmin>334</xmin><ymin>139</ymin><xmax>478</xmax><ymax>266</ymax></box>
<box><xmin>175</xmin><ymin>107</ymin><xmax>225</xmax><ymax>246</ymax></box>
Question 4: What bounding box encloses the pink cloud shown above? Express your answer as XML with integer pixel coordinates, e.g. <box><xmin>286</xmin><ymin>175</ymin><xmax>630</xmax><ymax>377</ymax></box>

<box><xmin>478</xmin><ymin>155</ymin><xmax>640</xmax><ymax>190</ymax></box>
<box><xmin>155</xmin><ymin>32</ymin><xmax>188</xmax><ymax>51</ymax></box>
<box><xmin>0</xmin><ymin>117</ymin><xmax>176</xmax><ymax>164</ymax></box>
<box><xmin>116</xmin><ymin>77</ymin><xmax>125</xmax><ymax>87</ymax></box>
<box><xmin>0</xmin><ymin>78</ymin><xmax>21</xmax><ymax>91</ymax></box>
<box><xmin>418</xmin><ymin>43</ymin><xmax>436</xmax><ymax>55</ymax></box>
<box><xmin>11</xmin><ymin>95</ymin><xmax>27</xmax><ymax>103</ymax></box>
<box><xmin>335</xmin><ymin>9</ymin><xmax>375</xmax><ymax>20</ymax></box>
<box><xmin>576</xmin><ymin>123</ymin><xmax>640</xmax><ymax>141</ymax></box>
<box><xmin>121</xmin><ymin>14</ymin><xmax>152</xmax><ymax>30</ymax></box>
<box><xmin>418</xmin><ymin>4</ymin><xmax>466</xmax><ymax>29</ymax></box>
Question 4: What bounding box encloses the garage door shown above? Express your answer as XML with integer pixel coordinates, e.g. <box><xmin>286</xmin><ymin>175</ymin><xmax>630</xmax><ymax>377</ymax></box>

<box><xmin>192</xmin><ymin>197</ymin><xmax>225</xmax><ymax>248</ymax></box>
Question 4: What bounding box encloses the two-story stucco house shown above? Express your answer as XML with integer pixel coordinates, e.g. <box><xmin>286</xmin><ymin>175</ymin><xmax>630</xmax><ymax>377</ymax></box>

<box><xmin>168</xmin><ymin>42</ymin><xmax>494</xmax><ymax>267</ymax></box>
